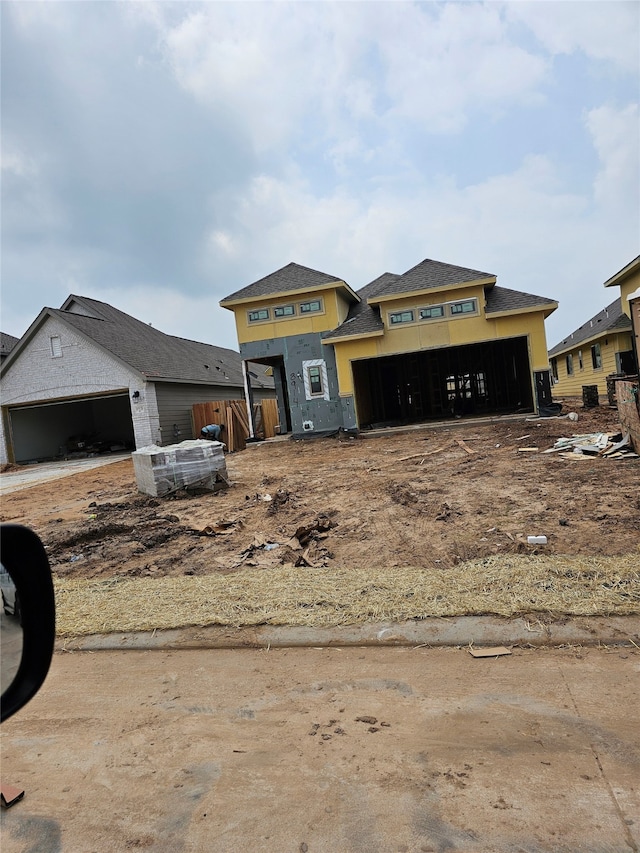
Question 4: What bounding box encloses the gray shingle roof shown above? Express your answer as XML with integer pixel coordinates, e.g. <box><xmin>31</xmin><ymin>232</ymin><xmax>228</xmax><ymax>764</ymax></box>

<box><xmin>325</xmin><ymin>271</ymin><xmax>556</xmax><ymax>341</ymax></box>
<box><xmin>324</xmin><ymin>274</ymin><xmax>396</xmax><ymax>340</ymax></box>
<box><xmin>368</xmin><ymin>258</ymin><xmax>495</xmax><ymax>299</ymax></box>
<box><xmin>1</xmin><ymin>332</ymin><xmax>20</xmax><ymax>357</ymax></box>
<box><xmin>485</xmin><ymin>286</ymin><xmax>557</xmax><ymax>314</ymax></box>
<box><xmin>221</xmin><ymin>262</ymin><xmax>348</xmax><ymax>303</ymax></box>
<box><xmin>548</xmin><ymin>298</ymin><xmax>631</xmax><ymax>356</ymax></box>
<box><xmin>11</xmin><ymin>295</ymin><xmax>272</xmax><ymax>388</ymax></box>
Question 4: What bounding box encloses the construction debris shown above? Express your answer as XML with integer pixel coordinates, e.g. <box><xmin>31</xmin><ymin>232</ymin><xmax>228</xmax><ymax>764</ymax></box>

<box><xmin>544</xmin><ymin>432</ymin><xmax>637</xmax><ymax>460</ymax></box>
<box><xmin>201</xmin><ymin>518</ymin><xmax>243</xmax><ymax>536</ymax></box>
<box><xmin>469</xmin><ymin>646</ymin><xmax>512</xmax><ymax>658</ymax></box>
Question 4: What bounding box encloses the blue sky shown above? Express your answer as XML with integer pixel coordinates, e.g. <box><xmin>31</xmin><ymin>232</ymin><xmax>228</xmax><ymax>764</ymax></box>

<box><xmin>2</xmin><ymin>1</ymin><xmax>638</xmax><ymax>351</ymax></box>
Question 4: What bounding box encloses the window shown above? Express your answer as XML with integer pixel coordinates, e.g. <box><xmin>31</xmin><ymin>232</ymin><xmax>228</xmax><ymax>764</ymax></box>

<box><xmin>248</xmin><ymin>308</ymin><xmax>269</xmax><ymax>323</ymax></box>
<box><xmin>274</xmin><ymin>305</ymin><xmax>295</xmax><ymax>318</ymax></box>
<box><xmin>591</xmin><ymin>343</ymin><xmax>602</xmax><ymax>369</ymax></box>
<box><xmin>299</xmin><ymin>299</ymin><xmax>322</xmax><ymax>314</ymax></box>
<box><xmin>566</xmin><ymin>354</ymin><xmax>574</xmax><ymax>375</ymax></box>
<box><xmin>419</xmin><ymin>305</ymin><xmax>444</xmax><ymax>320</ymax></box>
<box><xmin>307</xmin><ymin>366</ymin><xmax>323</xmax><ymax>395</ymax></box>
<box><xmin>578</xmin><ymin>350</ymin><xmax>583</xmax><ymax>370</ymax></box>
<box><xmin>50</xmin><ymin>335</ymin><xmax>62</xmax><ymax>358</ymax></box>
<box><xmin>550</xmin><ymin>358</ymin><xmax>558</xmax><ymax>381</ymax></box>
<box><xmin>302</xmin><ymin>359</ymin><xmax>329</xmax><ymax>400</ymax></box>
<box><xmin>389</xmin><ymin>310</ymin><xmax>414</xmax><ymax>325</ymax></box>
<box><xmin>450</xmin><ymin>299</ymin><xmax>477</xmax><ymax>316</ymax></box>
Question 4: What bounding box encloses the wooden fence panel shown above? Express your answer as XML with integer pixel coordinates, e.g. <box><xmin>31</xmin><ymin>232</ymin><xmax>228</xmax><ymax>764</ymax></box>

<box><xmin>192</xmin><ymin>398</ymin><xmax>279</xmax><ymax>452</ymax></box>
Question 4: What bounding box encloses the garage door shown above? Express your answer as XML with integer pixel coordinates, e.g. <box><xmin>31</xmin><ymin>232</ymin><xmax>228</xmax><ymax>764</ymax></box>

<box><xmin>6</xmin><ymin>393</ymin><xmax>135</xmax><ymax>464</ymax></box>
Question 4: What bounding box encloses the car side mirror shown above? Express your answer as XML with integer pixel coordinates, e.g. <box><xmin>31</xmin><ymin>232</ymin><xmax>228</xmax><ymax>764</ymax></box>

<box><xmin>1</xmin><ymin>525</ymin><xmax>56</xmax><ymax>723</ymax></box>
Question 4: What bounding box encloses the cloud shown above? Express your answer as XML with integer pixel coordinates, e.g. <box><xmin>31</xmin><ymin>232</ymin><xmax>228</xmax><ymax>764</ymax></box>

<box><xmin>585</xmin><ymin>103</ymin><xmax>639</xmax><ymax>210</ymax></box>
<box><xmin>505</xmin><ymin>1</ymin><xmax>639</xmax><ymax>73</ymax></box>
<box><xmin>1</xmin><ymin>0</ymin><xmax>637</xmax><ymax>355</ymax></box>
<box><xmin>152</xmin><ymin>2</ymin><xmax>550</xmax><ymax>148</ymax></box>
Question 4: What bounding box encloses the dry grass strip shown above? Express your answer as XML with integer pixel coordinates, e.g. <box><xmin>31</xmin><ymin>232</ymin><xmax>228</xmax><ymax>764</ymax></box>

<box><xmin>53</xmin><ymin>554</ymin><xmax>640</xmax><ymax>637</ymax></box>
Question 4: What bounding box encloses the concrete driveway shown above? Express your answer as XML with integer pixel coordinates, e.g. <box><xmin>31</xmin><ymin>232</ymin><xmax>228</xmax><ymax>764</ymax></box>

<box><xmin>1</xmin><ymin>645</ymin><xmax>638</xmax><ymax>852</ymax></box>
<box><xmin>0</xmin><ymin>454</ymin><xmax>130</xmax><ymax>495</ymax></box>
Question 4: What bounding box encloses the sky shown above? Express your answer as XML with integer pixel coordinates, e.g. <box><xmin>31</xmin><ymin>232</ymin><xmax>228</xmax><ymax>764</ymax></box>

<box><xmin>1</xmin><ymin>1</ymin><xmax>638</xmax><ymax>353</ymax></box>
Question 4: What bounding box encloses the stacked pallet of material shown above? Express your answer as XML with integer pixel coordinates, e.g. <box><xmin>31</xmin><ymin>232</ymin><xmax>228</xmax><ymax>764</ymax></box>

<box><xmin>132</xmin><ymin>440</ymin><xmax>230</xmax><ymax>497</ymax></box>
<box><xmin>543</xmin><ymin>432</ymin><xmax>637</xmax><ymax>460</ymax></box>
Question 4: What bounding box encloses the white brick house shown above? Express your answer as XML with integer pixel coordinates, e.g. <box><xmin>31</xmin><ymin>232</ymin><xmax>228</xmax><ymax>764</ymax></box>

<box><xmin>0</xmin><ymin>295</ymin><xmax>273</xmax><ymax>465</ymax></box>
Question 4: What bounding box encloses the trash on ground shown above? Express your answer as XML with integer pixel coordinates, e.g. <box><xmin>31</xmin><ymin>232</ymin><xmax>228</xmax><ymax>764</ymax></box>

<box><xmin>527</xmin><ymin>535</ymin><xmax>547</xmax><ymax>545</ymax></box>
<box><xmin>544</xmin><ymin>432</ymin><xmax>636</xmax><ymax>460</ymax></box>
<box><xmin>201</xmin><ymin>518</ymin><xmax>243</xmax><ymax>536</ymax></box>
<box><xmin>469</xmin><ymin>646</ymin><xmax>512</xmax><ymax>658</ymax></box>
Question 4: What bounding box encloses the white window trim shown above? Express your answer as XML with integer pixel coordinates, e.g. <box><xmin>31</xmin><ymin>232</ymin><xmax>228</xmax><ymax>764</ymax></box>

<box><xmin>302</xmin><ymin>359</ymin><xmax>330</xmax><ymax>401</ymax></box>
<box><xmin>50</xmin><ymin>335</ymin><xmax>62</xmax><ymax>358</ymax></box>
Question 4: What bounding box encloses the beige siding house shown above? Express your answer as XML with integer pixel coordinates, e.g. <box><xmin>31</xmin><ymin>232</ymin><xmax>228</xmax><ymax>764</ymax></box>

<box><xmin>548</xmin><ymin>257</ymin><xmax>639</xmax><ymax>398</ymax></box>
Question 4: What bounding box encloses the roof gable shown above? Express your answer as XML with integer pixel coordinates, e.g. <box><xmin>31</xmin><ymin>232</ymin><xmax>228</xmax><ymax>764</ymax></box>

<box><xmin>1</xmin><ymin>295</ymin><xmax>273</xmax><ymax>389</ymax></box>
<box><xmin>367</xmin><ymin>258</ymin><xmax>495</xmax><ymax>302</ymax></box>
<box><xmin>548</xmin><ymin>298</ymin><xmax>631</xmax><ymax>356</ymax></box>
<box><xmin>324</xmin><ymin>274</ymin><xmax>397</xmax><ymax>340</ymax></box>
<box><xmin>221</xmin><ymin>262</ymin><xmax>355</xmax><ymax>304</ymax></box>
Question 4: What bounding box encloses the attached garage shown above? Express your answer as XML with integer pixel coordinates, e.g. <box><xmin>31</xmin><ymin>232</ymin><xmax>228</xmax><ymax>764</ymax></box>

<box><xmin>352</xmin><ymin>336</ymin><xmax>534</xmax><ymax>428</ymax></box>
<box><xmin>0</xmin><ymin>295</ymin><xmax>274</xmax><ymax>466</ymax></box>
<box><xmin>5</xmin><ymin>393</ymin><xmax>135</xmax><ymax>464</ymax></box>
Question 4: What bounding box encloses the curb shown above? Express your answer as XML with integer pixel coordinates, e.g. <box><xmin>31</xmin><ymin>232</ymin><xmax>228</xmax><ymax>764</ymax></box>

<box><xmin>56</xmin><ymin>614</ymin><xmax>640</xmax><ymax>652</ymax></box>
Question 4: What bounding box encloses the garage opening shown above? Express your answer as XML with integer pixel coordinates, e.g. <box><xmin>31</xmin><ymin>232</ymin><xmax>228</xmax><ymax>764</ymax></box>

<box><xmin>352</xmin><ymin>336</ymin><xmax>534</xmax><ymax>428</ymax></box>
<box><xmin>7</xmin><ymin>393</ymin><xmax>135</xmax><ymax>464</ymax></box>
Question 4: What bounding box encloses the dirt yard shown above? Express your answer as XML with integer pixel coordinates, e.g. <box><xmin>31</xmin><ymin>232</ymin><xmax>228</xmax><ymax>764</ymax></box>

<box><xmin>2</xmin><ymin>405</ymin><xmax>638</xmax><ymax>585</ymax></box>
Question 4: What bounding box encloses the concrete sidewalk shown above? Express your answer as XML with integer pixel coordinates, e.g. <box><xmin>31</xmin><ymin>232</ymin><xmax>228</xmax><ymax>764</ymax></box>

<box><xmin>0</xmin><ymin>453</ymin><xmax>130</xmax><ymax>495</ymax></box>
<box><xmin>1</xmin><ymin>645</ymin><xmax>638</xmax><ymax>852</ymax></box>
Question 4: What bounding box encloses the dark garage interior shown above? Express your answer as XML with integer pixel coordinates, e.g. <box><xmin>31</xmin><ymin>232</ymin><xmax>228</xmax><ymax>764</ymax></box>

<box><xmin>352</xmin><ymin>336</ymin><xmax>534</xmax><ymax>428</ymax></box>
<box><xmin>6</xmin><ymin>393</ymin><xmax>135</xmax><ymax>464</ymax></box>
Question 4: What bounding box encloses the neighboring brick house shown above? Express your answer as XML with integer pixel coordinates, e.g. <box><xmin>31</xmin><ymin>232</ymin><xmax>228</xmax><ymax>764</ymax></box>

<box><xmin>220</xmin><ymin>258</ymin><xmax>557</xmax><ymax>438</ymax></box>
<box><xmin>0</xmin><ymin>295</ymin><xmax>273</xmax><ymax>464</ymax></box>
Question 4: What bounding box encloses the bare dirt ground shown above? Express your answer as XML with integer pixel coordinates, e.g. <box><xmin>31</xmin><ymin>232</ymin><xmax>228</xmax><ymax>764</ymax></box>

<box><xmin>1</xmin><ymin>404</ymin><xmax>638</xmax><ymax>584</ymax></box>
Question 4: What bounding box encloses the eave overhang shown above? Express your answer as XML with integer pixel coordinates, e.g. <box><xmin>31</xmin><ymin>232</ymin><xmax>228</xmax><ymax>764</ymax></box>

<box><xmin>486</xmin><ymin>302</ymin><xmax>558</xmax><ymax>320</ymax></box>
<box><xmin>367</xmin><ymin>277</ymin><xmax>496</xmax><ymax>305</ymax></box>
<box><xmin>220</xmin><ymin>280</ymin><xmax>360</xmax><ymax>310</ymax></box>
<box><xmin>322</xmin><ymin>329</ymin><xmax>385</xmax><ymax>345</ymax></box>
<box><xmin>604</xmin><ymin>256</ymin><xmax>640</xmax><ymax>288</ymax></box>
<box><xmin>549</xmin><ymin>325</ymin><xmax>632</xmax><ymax>358</ymax></box>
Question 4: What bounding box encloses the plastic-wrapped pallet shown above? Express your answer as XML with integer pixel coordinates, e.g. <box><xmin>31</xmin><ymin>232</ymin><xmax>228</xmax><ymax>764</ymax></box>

<box><xmin>132</xmin><ymin>439</ymin><xmax>230</xmax><ymax>497</ymax></box>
